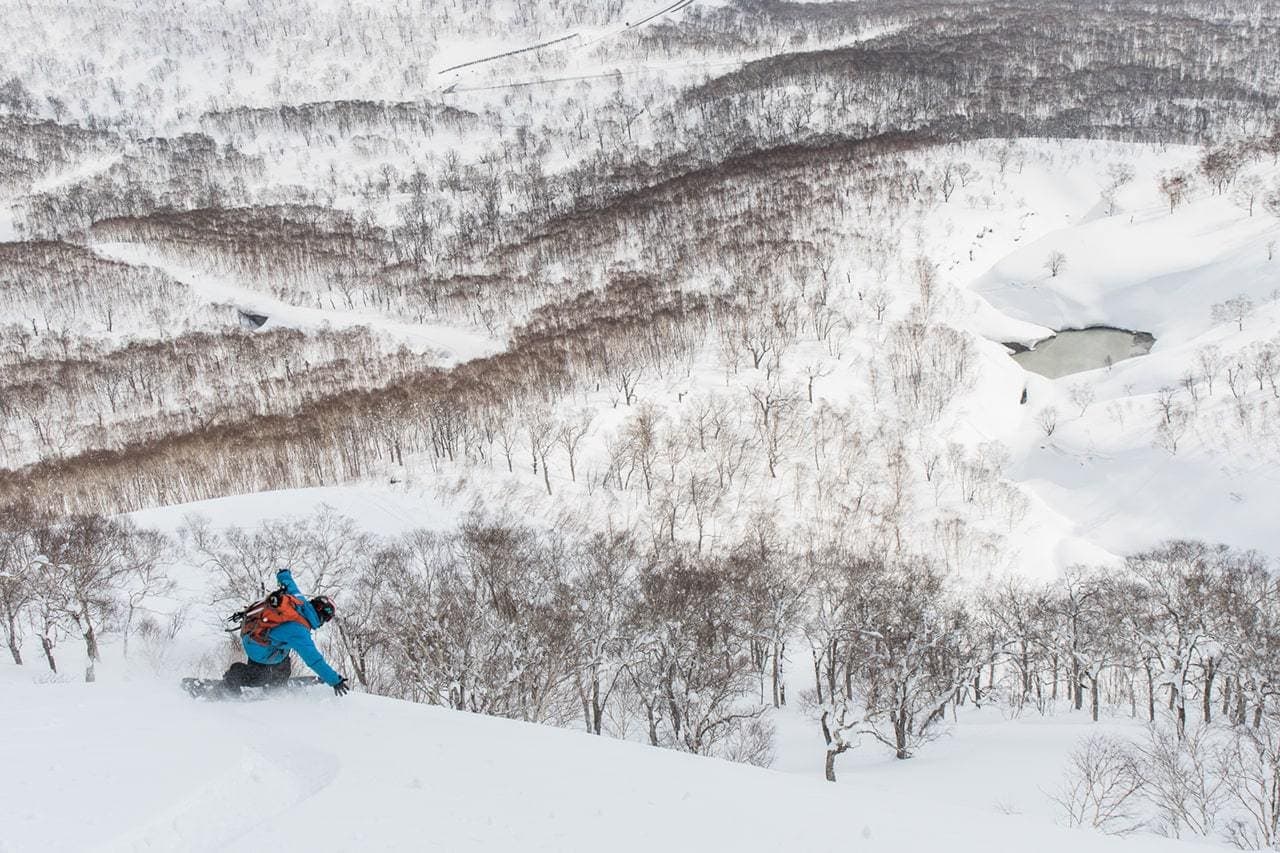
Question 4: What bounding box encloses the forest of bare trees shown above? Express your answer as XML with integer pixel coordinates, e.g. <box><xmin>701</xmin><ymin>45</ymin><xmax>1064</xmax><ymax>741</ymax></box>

<box><xmin>5</xmin><ymin>499</ymin><xmax>1280</xmax><ymax>845</ymax></box>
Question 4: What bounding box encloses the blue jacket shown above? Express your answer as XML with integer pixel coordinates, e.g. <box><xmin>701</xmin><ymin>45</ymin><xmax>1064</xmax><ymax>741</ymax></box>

<box><xmin>241</xmin><ymin>570</ymin><xmax>342</xmax><ymax>686</ymax></box>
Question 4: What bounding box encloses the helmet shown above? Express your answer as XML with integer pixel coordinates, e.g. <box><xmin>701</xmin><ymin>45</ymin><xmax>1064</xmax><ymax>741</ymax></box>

<box><xmin>310</xmin><ymin>596</ymin><xmax>336</xmax><ymax>625</ymax></box>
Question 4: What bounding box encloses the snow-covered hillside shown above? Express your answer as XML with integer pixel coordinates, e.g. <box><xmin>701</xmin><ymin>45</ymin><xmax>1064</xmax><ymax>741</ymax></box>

<box><xmin>0</xmin><ymin>674</ymin><xmax>1206</xmax><ymax>853</ymax></box>
<box><xmin>186</xmin><ymin>138</ymin><xmax>1275</xmax><ymax>581</ymax></box>
<box><xmin>5</xmin><ymin>3</ymin><xmax>1280</xmax><ymax>853</ymax></box>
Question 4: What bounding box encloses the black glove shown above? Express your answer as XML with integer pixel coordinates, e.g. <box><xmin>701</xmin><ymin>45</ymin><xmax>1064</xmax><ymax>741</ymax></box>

<box><xmin>333</xmin><ymin>677</ymin><xmax>351</xmax><ymax>697</ymax></box>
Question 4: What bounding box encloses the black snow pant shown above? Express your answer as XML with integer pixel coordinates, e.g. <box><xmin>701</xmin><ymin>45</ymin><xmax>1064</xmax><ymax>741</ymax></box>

<box><xmin>223</xmin><ymin>655</ymin><xmax>292</xmax><ymax>688</ymax></box>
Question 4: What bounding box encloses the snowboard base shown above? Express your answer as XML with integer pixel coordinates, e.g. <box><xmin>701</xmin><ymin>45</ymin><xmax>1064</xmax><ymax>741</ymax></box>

<box><xmin>181</xmin><ymin>675</ymin><xmax>323</xmax><ymax>701</ymax></box>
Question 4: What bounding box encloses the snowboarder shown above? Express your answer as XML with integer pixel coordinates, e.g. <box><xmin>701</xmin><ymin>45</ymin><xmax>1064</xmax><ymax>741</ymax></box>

<box><xmin>221</xmin><ymin>569</ymin><xmax>350</xmax><ymax>697</ymax></box>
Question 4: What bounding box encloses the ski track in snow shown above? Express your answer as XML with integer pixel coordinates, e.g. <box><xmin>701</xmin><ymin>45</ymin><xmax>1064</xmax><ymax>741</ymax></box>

<box><xmin>89</xmin><ymin>241</ymin><xmax>502</xmax><ymax>366</ymax></box>
<box><xmin>94</xmin><ymin>740</ymin><xmax>339</xmax><ymax>853</ymax></box>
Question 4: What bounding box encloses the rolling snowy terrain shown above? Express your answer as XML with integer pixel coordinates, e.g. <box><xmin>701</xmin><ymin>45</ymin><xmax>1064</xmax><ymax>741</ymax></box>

<box><xmin>3</xmin><ymin>1</ymin><xmax>1280</xmax><ymax>851</ymax></box>
<box><xmin>0</xmin><ymin>665</ymin><xmax>1221</xmax><ymax>853</ymax></box>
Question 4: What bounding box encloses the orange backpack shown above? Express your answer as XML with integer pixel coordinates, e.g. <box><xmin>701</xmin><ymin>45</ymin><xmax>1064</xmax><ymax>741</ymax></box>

<box><xmin>234</xmin><ymin>588</ymin><xmax>312</xmax><ymax>645</ymax></box>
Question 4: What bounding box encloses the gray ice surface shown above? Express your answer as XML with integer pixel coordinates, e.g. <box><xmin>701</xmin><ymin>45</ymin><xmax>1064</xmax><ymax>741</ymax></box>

<box><xmin>1012</xmin><ymin>327</ymin><xmax>1154</xmax><ymax>379</ymax></box>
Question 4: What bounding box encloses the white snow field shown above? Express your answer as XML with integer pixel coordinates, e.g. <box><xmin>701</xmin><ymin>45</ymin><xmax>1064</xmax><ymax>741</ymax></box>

<box><xmin>0</xmin><ymin>673</ymin><xmax>1208</xmax><ymax>853</ymax></box>
<box><xmin>967</xmin><ymin>150</ymin><xmax>1280</xmax><ymax>563</ymax></box>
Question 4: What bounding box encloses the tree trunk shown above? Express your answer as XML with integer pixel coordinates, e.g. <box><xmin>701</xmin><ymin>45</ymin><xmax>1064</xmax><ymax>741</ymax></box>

<box><xmin>1202</xmin><ymin>661</ymin><xmax>1215</xmax><ymax>724</ymax></box>
<box><xmin>664</xmin><ymin>665</ymin><xmax>681</xmax><ymax>740</ymax></box>
<box><xmin>123</xmin><ymin>604</ymin><xmax>138</xmax><ymax>660</ymax></box>
<box><xmin>1091</xmin><ymin>674</ymin><xmax>1100</xmax><ymax>722</ymax></box>
<box><xmin>5</xmin><ymin>617</ymin><xmax>20</xmax><ymax>664</ymax></box>
<box><xmin>591</xmin><ymin>673</ymin><xmax>603</xmax><ymax>735</ymax></box>
<box><xmin>894</xmin><ymin>711</ymin><xmax>909</xmax><ymax>760</ymax></box>
<box><xmin>820</xmin><ymin>711</ymin><xmax>842</xmax><ymax>782</ymax></box>
<box><xmin>82</xmin><ymin>613</ymin><xmax>100</xmax><ymax>662</ymax></box>
<box><xmin>812</xmin><ymin>650</ymin><xmax>824</xmax><ymax>705</ymax></box>
<box><xmin>41</xmin><ymin>636</ymin><xmax>56</xmax><ymax>672</ymax></box>
<box><xmin>335</xmin><ymin>622</ymin><xmax>369</xmax><ymax>688</ymax></box>
<box><xmin>770</xmin><ymin>644</ymin><xmax>781</xmax><ymax>708</ymax></box>
<box><xmin>826</xmin><ymin>640</ymin><xmax>838</xmax><ymax>702</ymax></box>
<box><xmin>1071</xmin><ymin>656</ymin><xmax>1083</xmax><ymax>711</ymax></box>
<box><xmin>579</xmin><ymin>684</ymin><xmax>592</xmax><ymax>733</ymax></box>
<box><xmin>1144</xmin><ymin>661</ymin><xmax>1156</xmax><ymax>722</ymax></box>
<box><xmin>82</xmin><ymin>613</ymin><xmax>99</xmax><ymax>683</ymax></box>
<box><xmin>825</xmin><ymin>748</ymin><xmax>841</xmax><ymax>782</ymax></box>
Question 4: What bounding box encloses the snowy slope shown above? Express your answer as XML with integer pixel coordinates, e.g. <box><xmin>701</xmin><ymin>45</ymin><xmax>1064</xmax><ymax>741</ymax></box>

<box><xmin>0</xmin><ymin>676</ymin><xmax>1210</xmax><ymax>853</ymax></box>
<box><xmin>131</xmin><ymin>485</ymin><xmax>465</xmax><ymax>541</ymax></box>
<box><xmin>93</xmin><ymin>140</ymin><xmax>1278</xmax><ymax>581</ymax></box>
<box><xmin>964</xmin><ymin>150</ymin><xmax>1280</xmax><ymax>561</ymax></box>
<box><xmin>90</xmin><ymin>242</ymin><xmax>502</xmax><ymax>364</ymax></box>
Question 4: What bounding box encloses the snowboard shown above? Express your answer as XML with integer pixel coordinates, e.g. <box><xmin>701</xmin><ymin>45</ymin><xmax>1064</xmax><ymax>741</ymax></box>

<box><xmin>181</xmin><ymin>675</ymin><xmax>323</xmax><ymax>701</ymax></box>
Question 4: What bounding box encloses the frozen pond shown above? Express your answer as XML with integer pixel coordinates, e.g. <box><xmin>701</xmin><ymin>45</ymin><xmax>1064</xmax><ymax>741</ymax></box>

<box><xmin>1010</xmin><ymin>327</ymin><xmax>1155</xmax><ymax>379</ymax></box>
